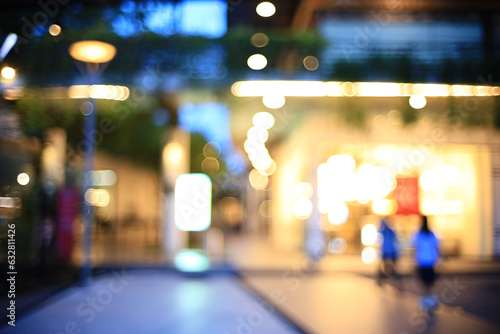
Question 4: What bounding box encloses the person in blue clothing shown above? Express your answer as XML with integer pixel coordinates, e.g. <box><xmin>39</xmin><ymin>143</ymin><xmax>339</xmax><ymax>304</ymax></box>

<box><xmin>378</xmin><ymin>217</ymin><xmax>400</xmax><ymax>284</ymax></box>
<box><xmin>413</xmin><ymin>215</ymin><xmax>440</xmax><ymax>315</ymax></box>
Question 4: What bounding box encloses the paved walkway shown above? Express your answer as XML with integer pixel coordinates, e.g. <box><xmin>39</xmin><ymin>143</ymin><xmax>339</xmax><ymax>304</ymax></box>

<box><xmin>242</xmin><ymin>271</ymin><xmax>500</xmax><ymax>334</ymax></box>
<box><xmin>0</xmin><ymin>270</ymin><xmax>302</xmax><ymax>334</ymax></box>
<box><xmin>2</xmin><ymin>235</ymin><xmax>500</xmax><ymax>334</ymax></box>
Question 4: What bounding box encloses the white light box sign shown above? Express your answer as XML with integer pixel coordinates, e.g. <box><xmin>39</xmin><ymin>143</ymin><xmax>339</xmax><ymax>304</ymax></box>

<box><xmin>174</xmin><ymin>173</ymin><xmax>212</xmax><ymax>231</ymax></box>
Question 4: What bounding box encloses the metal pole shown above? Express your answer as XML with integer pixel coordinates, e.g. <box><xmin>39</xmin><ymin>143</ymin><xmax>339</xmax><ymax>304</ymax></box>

<box><xmin>81</xmin><ymin>83</ymin><xmax>97</xmax><ymax>286</ymax></box>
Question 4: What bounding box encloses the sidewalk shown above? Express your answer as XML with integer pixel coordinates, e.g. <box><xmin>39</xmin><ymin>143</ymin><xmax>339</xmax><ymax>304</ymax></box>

<box><xmin>0</xmin><ymin>270</ymin><xmax>303</xmax><ymax>334</ymax></box>
<box><xmin>1</xmin><ymin>236</ymin><xmax>499</xmax><ymax>334</ymax></box>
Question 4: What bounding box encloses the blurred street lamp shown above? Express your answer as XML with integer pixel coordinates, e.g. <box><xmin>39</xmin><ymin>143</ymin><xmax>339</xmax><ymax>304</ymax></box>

<box><xmin>69</xmin><ymin>40</ymin><xmax>116</xmax><ymax>286</ymax></box>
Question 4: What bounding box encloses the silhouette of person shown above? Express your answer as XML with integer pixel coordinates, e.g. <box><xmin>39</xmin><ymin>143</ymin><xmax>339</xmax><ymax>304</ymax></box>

<box><xmin>413</xmin><ymin>215</ymin><xmax>440</xmax><ymax>315</ymax></box>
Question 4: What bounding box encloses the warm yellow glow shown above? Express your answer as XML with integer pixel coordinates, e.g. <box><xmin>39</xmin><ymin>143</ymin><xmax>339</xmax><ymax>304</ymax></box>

<box><xmin>355</xmin><ymin>164</ymin><xmax>394</xmax><ymax>202</ymax></box>
<box><xmin>201</xmin><ymin>157</ymin><xmax>220</xmax><ymax>173</ymax></box>
<box><xmin>232</xmin><ymin>80</ymin><xmax>328</xmax><ymax>97</ymax></box>
<box><xmin>356</xmin><ymin>82</ymin><xmax>401</xmax><ymax>97</ymax></box>
<box><xmin>372</xmin><ymin>199</ymin><xmax>398</xmax><ymax>215</ymax></box>
<box><xmin>251</xmin><ymin>152</ymin><xmax>273</xmax><ymax>171</ymax></box>
<box><xmin>0</xmin><ymin>197</ymin><xmax>15</xmax><ymax>208</ymax></box>
<box><xmin>409</xmin><ymin>95</ymin><xmax>427</xmax><ymax>109</ymax></box>
<box><xmin>420</xmin><ymin>170</ymin><xmax>438</xmax><ymax>191</ymax></box>
<box><xmin>163</xmin><ymin>142</ymin><xmax>184</xmax><ymax>166</ymax></box>
<box><xmin>249</xmin><ymin>169</ymin><xmax>268</xmax><ymax>190</ymax></box>
<box><xmin>69</xmin><ymin>40</ymin><xmax>116</xmax><ymax>63</ymax></box>
<box><xmin>362</xmin><ymin>247</ymin><xmax>377</xmax><ymax>264</ymax></box>
<box><xmin>439</xmin><ymin>165</ymin><xmax>462</xmax><ymax>186</ymax></box>
<box><xmin>293</xmin><ymin>182</ymin><xmax>313</xmax><ymax>199</ymax></box>
<box><xmin>49</xmin><ymin>24</ymin><xmax>61</xmax><ymax>36</ymax></box>
<box><xmin>262</xmin><ymin>95</ymin><xmax>285</xmax><ymax>109</ymax></box>
<box><xmin>203</xmin><ymin>142</ymin><xmax>221</xmax><ymax>158</ymax></box>
<box><xmin>253</xmin><ymin>112</ymin><xmax>275</xmax><ymax>129</ymax></box>
<box><xmin>303</xmin><ymin>56</ymin><xmax>319</xmax><ymax>71</ymax></box>
<box><xmin>17</xmin><ymin>173</ymin><xmax>30</xmax><ymax>186</ymax></box>
<box><xmin>247</xmin><ymin>127</ymin><xmax>269</xmax><ymax>143</ymax></box>
<box><xmin>327</xmin><ymin>154</ymin><xmax>356</xmax><ymax>174</ymax></box>
<box><xmin>251</xmin><ymin>33</ymin><xmax>269</xmax><ymax>47</ymax></box>
<box><xmin>262</xmin><ymin>159</ymin><xmax>276</xmax><ymax>176</ymax></box>
<box><xmin>85</xmin><ymin>189</ymin><xmax>111</xmax><ymax>207</ymax></box>
<box><xmin>419</xmin><ymin>84</ymin><xmax>450</xmax><ymax>96</ymax></box>
<box><xmin>327</xmin><ymin>201</ymin><xmax>349</xmax><ymax>225</ymax></box>
<box><xmin>421</xmin><ymin>201</ymin><xmax>463</xmax><ymax>215</ymax></box>
<box><xmin>256</xmin><ymin>2</ymin><xmax>276</xmax><ymax>17</ymax></box>
<box><xmin>247</xmin><ymin>54</ymin><xmax>267</xmax><ymax>70</ymax></box>
<box><xmin>1</xmin><ymin>66</ymin><xmax>15</xmax><ymax>80</ymax></box>
<box><xmin>3</xmin><ymin>88</ymin><xmax>23</xmax><ymax>100</ymax></box>
<box><xmin>232</xmin><ymin>80</ymin><xmax>500</xmax><ymax>98</ymax></box>
<box><xmin>68</xmin><ymin>85</ymin><xmax>129</xmax><ymax>100</ymax></box>
<box><xmin>361</xmin><ymin>224</ymin><xmax>378</xmax><ymax>246</ymax></box>
<box><xmin>90</xmin><ymin>170</ymin><xmax>117</xmax><ymax>186</ymax></box>
<box><xmin>293</xmin><ymin>198</ymin><xmax>313</xmax><ymax>219</ymax></box>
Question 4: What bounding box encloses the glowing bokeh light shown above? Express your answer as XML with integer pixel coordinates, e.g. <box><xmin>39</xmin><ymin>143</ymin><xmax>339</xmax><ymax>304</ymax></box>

<box><xmin>420</xmin><ymin>170</ymin><xmax>439</xmax><ymax>191</ymax></box>
<box><xmin>174</xmin><ymin>173</ymin><xmax>212</xmax><ymax>231</ymax></box>
<box><xmin>17</xmin><ymin>173</ymin><xmax>30</xmax><ymax>186</ymax></box>
<box><xmin>174</xmin><ymin>249</ymin><xmax>210</xmax><ymax>272</ymax></box>
<box><xmin>327</xmin><ymin>201</ymin><xmax>349</xmax><ymax>225</ymax></box>
<box><xmin>252</xmin><ymin>112</ymin><xmax>275</xmax><ymax>129</ymax></box>
<box><xmin>163</xmin><ymin>142</ymin><xmax>184</xmax><ymax>166</ymax></box>
<box><xmin>201</xmin><ymin>157</ymin><xmax>220</xmax><ymax>173</ymax></box>
<box><xmin>1</xmin><ymin>66</ymin><xmax>15</xmax><ymax>80</ymax></box>
<box><xmin>249</xmin><ymin>169</ymin><xmax>269</xmax><ymax>190</ymax></box>
<box><xmin>362</xmin><ymin>247</ymin><xmax>377</xmax><ymax>264</ymax></box>
<box><xmin>328</xmin><ymin>237</ymin><xmax>347</xmax><ymax>254</ymax></box>
<box><xmin>69</xmin><ymin>40</ymin><xmax>116</xmax><ymax>63</ymax></box>
<box><xmin>303</xmin><ymin>56</ymin><xmax>319</xmax><ymax>71</ymax></box>
<box><xmin>372</xmin><ymin>199</ymin><xmax>398</xmax><ymax>215</ymax></box>
<box><xmin>361</xmin><ymin>224</ymin><xmax>378</xmax><ymax>246</ymax></box>
<box><xmin>247</xmin><ymin>54</ymin><xmax>267</xmax><ymax>70</ymax></box>
<box><xmin>293</xmin><ymin>198</ymin><xmax>313</xmax><ymax>219</ymax></box>
<box><xmin>409</xmin><ymin>95</ymin><xmax>427</xmax><ymax>109</ymax></box>
<box><xmin>49</xmin><ymin>24</ymin><xmax>61</xmax><ymax>36</ymax></box>
<box><xmin>327</xmin><ymin>154</ymin><xmax>356</xmax><ymax>174</ymax></box>
<box><xmin>90</xmin><ymin>170</ymin><xmax>117</xmax><ymax>186</ymax></box>
<box><xmin>251</xmin><ymin>33</ymin><xmax>269</xmax><ymax>47</ymax></box>
<box><xmin>293</xmin><ymin>182</ymin><xmax>313</xmax><ymax>199</ymax></box>
<box><xmin>262</xmin><ymin>95</ymin><xmax>285</xmax><ymax>109</ymax></box>
<box><xmin>256</xmin><ymin>2</ymin><xmax>276</xmax><ymax>17</ymax></box>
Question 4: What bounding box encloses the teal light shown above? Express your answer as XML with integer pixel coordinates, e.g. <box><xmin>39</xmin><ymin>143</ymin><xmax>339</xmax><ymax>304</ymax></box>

<box><xmin>175</xmin><ymin>249</ymin><xmax>210</xmax><ymax>272</ymax></box>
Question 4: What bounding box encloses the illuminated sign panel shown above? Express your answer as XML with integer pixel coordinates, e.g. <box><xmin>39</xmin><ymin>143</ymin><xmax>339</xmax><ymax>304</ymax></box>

<box><xmin>175</xmin><ymin>173</ymin><xmax>212</xmax><ymax>231</ymax></box>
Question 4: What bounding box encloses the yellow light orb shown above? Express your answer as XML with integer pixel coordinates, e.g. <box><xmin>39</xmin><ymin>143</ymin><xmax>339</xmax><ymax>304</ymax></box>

<box><xmin>17</xmin><ymin>173</ymin><xmax>30</xmax><ymax>186</ymax></box>
<box><xmin>49</xmin><ymin>24</ymin><xmax>61</xmax><ymax>36</ymax></box>
<box><xmin>1</xmin><ymin>67</ymin><xmax>15</xmax><ymax>80</ymax></box>
<box><xmin>69</xmin><ymin>40</ymin><xmax>116</xmax><ymax>63</ymax></box>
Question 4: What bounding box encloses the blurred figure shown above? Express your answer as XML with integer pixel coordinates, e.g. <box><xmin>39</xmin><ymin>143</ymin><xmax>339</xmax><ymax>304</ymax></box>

<box><xmin>378</xmin><ymin>217</ymin><xmax>400</xmax><ymax>285</ymax></box>
<box><xmin>413</xmin><ymin>215</ymin><xmax>440</xmax><ymax>316</ymax></box>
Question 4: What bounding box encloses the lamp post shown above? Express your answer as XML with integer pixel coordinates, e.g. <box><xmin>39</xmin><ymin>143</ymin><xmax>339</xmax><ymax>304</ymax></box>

<box><xmin>69</xmin><ymin>40</ymin><xmax>116</xmax><ymax>286</ymax></box>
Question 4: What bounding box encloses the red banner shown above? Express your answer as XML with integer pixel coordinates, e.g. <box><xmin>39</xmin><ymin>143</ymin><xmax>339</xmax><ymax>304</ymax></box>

<box><xmin>56</xmin><ymin>187</ymin><xmax>79</xmax><ymax>261</ymax></box>
<box><xmin>394</xmin><ymin>177</ymin><xmax>420</xmax><ymax>215</ymax></box>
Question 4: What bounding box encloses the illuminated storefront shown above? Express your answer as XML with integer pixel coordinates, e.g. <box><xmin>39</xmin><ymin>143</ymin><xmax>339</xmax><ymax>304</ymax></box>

<box><xmin>232</xmin><ymin>80</ymin><xmax>500</xmax><ymax>259</ymax></box>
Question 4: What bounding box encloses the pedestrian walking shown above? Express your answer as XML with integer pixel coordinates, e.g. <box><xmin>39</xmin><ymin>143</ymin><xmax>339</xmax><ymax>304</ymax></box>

<box><xmin>413</xmin><ymin>215</ymin><xmax>440</xmax><ymax>316</ymax></box>
<box><xmin>378</xmin><ymin>217</ymin><xmax>400</xmax><ymax>285</ymax></box>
